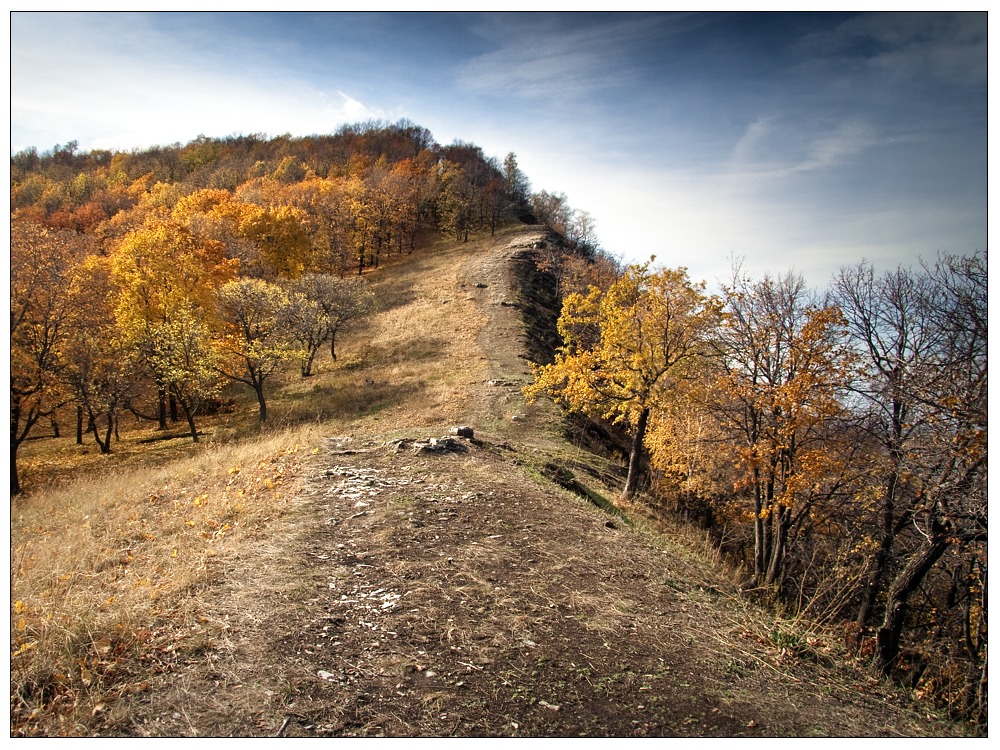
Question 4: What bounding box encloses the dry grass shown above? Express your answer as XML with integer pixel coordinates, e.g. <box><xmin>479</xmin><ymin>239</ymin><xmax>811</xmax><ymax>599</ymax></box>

<box><xmin>10</xmin><ymin>424</ymin><xmax>318</xmax><ymax>736</ymax></box>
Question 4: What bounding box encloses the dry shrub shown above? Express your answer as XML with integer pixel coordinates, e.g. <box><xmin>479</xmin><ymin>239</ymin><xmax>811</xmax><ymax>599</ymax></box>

<box><xmin>10</xmin><ymin>424</ymin><xmax>319</xmax><ymax>736</ymax></box>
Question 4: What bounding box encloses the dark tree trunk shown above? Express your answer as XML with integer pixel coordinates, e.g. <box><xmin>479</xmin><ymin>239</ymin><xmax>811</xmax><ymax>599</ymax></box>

<box><xmin>857</xmin><ymin>468</ymin><xmax>901</xmax><ymax>629</ymax></box>
<box><xmin>91</xmin><ymin>412</ymin><xmax>113</xmax><ymax>454</ymax></box>
<box><xmin>157</xmin><ymin>387</ymin><xmax>168</xmax><ymax>430</ymax></box>
<box><xmin>876</xmin><ymin>536</ymin><xmax>950</xmax><ymax>675</ymax></box>
<box><xmin>76</xmin><ymin>405</ymin><xmax>84</xmax><ymax>445</ymax></box>
<box><xmin>11</xmin><ymin>440</ymin><xmax>21</xmax><ymax>496</ymax></box>
<box><xmin>301</xmin><ymin>347</ymin><xmax>318</xmax><ymax>377</ymax></box>
<box><xmin>254</xmin><ymin>383</ymin><xmax>268</xmax><ymax>424</ymax></box>
<box><xmin>622</xmin><ymin>407</ymin><xmax>649</xmax><ymax>501</ymax></box>
<box><xmin>178</xmin><ymin>398</ymin><xmax>199</xmax><ymax>443</ymax></box>
<box><xmin>169</xmin><ymin>393</ymin><xmax>179</xmax><ymax>422</ymax></box>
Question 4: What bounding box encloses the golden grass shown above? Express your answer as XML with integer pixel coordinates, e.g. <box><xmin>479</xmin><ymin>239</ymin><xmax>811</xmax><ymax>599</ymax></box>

<box><xmin>10</xmin><ymin>423</ymin><xmax>319</xmax><ymax>736</ymax></box>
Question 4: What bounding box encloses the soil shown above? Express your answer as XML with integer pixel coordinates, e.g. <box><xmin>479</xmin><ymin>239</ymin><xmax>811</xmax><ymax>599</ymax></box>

<box><xmin>122</xmin><ymin>227</ymin><xmax>960</xmax><ymax>738</ymax></box>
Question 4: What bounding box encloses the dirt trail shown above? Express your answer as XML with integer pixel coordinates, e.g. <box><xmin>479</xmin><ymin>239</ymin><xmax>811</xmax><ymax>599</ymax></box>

<box><xmin>130</xmin><ymin>228</ymin><xmax>952</xmax><ymax>737</ymax></box>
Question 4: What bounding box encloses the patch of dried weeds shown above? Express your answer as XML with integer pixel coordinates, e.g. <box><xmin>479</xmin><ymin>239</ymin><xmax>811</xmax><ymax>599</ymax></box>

<box><xmin>10</xmin><ymin>425</ymin><xmax>318</xmax><ymax>736</ymax></box>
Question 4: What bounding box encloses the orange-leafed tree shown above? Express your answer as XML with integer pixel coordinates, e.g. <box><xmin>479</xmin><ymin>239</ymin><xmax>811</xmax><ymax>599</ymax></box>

<box><xmin>712</xmin><ymin>269</ymin><xmax>853</xmax><ymax>588</ymax></box>
<box><xmin>10</xmin><ymin>220</ymin><xmax>89</xmax><ymax>494</ymax></box>
<box><xmin>61</xmin><ymin>255</ymin><xmax>142</xmax><ymax>453</ymax></box>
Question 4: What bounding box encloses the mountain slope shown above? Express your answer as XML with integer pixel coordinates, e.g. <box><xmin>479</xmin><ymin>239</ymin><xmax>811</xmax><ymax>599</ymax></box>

<box><xmin>122</xmin><ymin>226</ymin><xmax>957</xmax><ymax>737</ymax></box>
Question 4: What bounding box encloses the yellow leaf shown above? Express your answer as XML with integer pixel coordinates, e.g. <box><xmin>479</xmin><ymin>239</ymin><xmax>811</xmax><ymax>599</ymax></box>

<box><xmin>12</xmin><ymin>641</ymin><xmax>37</xmax><ymax>658</ymax></box>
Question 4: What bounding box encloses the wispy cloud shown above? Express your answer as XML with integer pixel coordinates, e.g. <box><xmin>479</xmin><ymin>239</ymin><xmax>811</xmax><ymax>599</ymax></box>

<box><xmin>455</xmin><ymin>13</ymin><xmax>692</xmax><ymax>100</ymax></box>
<box><xmin>795</xmin><ymin>11</ymin><xmax>987</xmax><ymax>88</ymax></box>
<box><xmin>726</xmin><ymin>116</ymin><xmax>880</xmax><ymax>180</ymax></box>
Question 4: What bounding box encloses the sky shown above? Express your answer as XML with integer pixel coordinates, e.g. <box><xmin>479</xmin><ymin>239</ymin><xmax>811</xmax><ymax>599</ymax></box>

<box><xmin>8</xmin><ymin>9</ymin><xmax>989</xmax><ymax>290</ymax></box>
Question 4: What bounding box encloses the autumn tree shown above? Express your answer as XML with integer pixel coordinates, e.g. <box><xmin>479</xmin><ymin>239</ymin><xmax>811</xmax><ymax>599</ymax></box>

<box><xmin>283</xmin><ymin>273</ymin><xmax>376</xmax><ymax>376</ymax></box>
<box><xmin>10</xmin><ymin>221</ymin><xmax>85</xmax><ymax>494</ymax></box>
<box><xmin>868</xmin><ymin>253</ymin><xmax>987</xmax><ymax>679</ymax></box>
<box><xmin>526</xmin><ymin>264</ymin><xmax>720</xmax><ymax>501</ymax></box>
<box><xmin>214</xmin><ymin>278</ymin><xmax>296</xmax><ymax>424</ymax></box>
<box><xmin>503</xmin><ymin>151</ymin><xmax>531</xmax><ymax>206</ymax></box>
<box><xmin>61</xmin><ymin>256</ymin><xmax>142</xmax><ymax>452</ymax></box>
<box><xmin>110</xmin><ymin>214</ymin><xmax>238</xmax><ymax>436</ymax></box>
<box><xmin>832</xmin><ymin>262</ymin><xmax>941</xmax><ymax>630</ymax></box>
<box><xmin>531</xmin><ymin>190</ymin><xmax>572</xmax><ymax>236</ymax></box>
<box><xmin>712</xmin><ymin>269</ymin><xmax>852</xmax><ymax>588</ymax></box>
<box><xmin>435</xmin><ymin>160</ymin><xmax>474</xmax><ymax>243</ymax></box>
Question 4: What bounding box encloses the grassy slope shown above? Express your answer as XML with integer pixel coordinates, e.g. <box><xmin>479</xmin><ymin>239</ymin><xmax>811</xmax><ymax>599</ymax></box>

<box><xmin>9</xmin><ymin>226</ymin><xmax>968</xmax><ymax>737</ymax></box>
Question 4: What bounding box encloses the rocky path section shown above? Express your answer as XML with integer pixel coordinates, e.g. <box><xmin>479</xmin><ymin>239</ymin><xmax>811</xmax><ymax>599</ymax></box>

<box><xmin>266</xmin><ymin>436</ymin><xmax>755</xmax><ymax>737</ymax></box>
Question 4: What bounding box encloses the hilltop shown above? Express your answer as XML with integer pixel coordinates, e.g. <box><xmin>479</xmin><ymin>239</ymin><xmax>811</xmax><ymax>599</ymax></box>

<box><xmin>12</xmin><ymin>225</ymin><xmax>961</xmax><ymax>738</ymax></box>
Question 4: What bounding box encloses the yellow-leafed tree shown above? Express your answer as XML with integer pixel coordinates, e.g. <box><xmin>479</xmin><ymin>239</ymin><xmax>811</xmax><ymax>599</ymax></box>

<box><xmin>525</xmin><ymin>264</ymin><xmax>721</xmax><ymax>501</ymax></box>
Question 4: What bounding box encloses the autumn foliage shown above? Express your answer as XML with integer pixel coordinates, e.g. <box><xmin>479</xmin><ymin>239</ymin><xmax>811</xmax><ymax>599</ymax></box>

<box><xmin>10</xmin><ymin>122</ymin><xmax>542</xmax><ymax>494</ymax></box>
<box><xmin>527</xmin><ymin>253</ymin><xmax>987</xmax><ymax>725</ymax></box>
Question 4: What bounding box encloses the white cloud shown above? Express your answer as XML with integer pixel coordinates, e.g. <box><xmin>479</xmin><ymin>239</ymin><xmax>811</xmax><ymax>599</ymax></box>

<box><xmin>10</xmin><ymin>13</ymin><xmax>377</xmax><ymax>152</ymax></box>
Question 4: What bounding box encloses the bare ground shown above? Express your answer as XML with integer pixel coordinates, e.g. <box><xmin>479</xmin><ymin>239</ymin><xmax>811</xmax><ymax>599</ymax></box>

<box><xmin>117</xmin><ymin>228</ymin><xmax>961</xmax><ymax>737</ymax></box>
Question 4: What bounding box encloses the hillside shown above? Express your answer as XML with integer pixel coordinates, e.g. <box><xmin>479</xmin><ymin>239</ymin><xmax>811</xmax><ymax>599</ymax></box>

<box><xmin>11</xmin><ymin>226</ymin><xmax>966</xmax><ymax>738</ymax></box>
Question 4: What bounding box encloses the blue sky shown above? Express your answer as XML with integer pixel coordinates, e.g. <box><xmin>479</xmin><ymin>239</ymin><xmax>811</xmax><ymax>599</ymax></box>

<box><xmin>9</xmin><ymin>10</ymin><xmax>988</xmax><ymax>290</ymax></box>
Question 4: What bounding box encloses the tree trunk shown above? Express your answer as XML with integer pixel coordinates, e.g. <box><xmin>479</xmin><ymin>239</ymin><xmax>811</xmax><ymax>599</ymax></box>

<box><xmin>254</xmin><ymin>383</ymin><xmax>268</xmax><ymax>424</ymax></box>
<box><xmin>752</xmin><ymin>473</ymin><xmax>766</xmax><ymax>584</ymax></box>
<box><xmin>765</xmin><ymin>504</ymin><xmax>792</xmax><ymax>587</ymax></box>
<box><xmin>301</xmin><ymin>348</ymin><xmax>317</xmax><ymax>377</ymax></box>
<box><xmin>157</xmin><ymin>387</ymin><xmax>168</xmax><ymax>430</ymax></box>
<box><xmin>178</xmin><ymin>399</ymin><xmax>199</xmax><ymax>443</ymax></box>
<box><xmin>857</xmin><ymin>468</ymin><xmax>900</xmax><ymax>629</ymax></box>
<box><xmin>11</xmin><ymin>439</ymin><xmax>21</xmax><ymax>496</ymax></box>
<box><xmin>169</xmin><ymin>393</ymin><xmax>179</xmax><ymax>422</ymax></box>
<box><xmin>76</xmin><ymin>405</ymin><xmax>84</xmax><ymax>445</ymax></box>
<box><xmin>622</xmin><ymin>407</ymin><xmax>650</xmax><ymax>501</ymax></box>
<box><xmin>91</xmin><ymin>412</ymin><xmax>113</xmax><ymax>454</ymax></box>
<box><xmin>875</xmin><ymin>535</ymin><xmax>950</xmax><ymax>675</ymax></box>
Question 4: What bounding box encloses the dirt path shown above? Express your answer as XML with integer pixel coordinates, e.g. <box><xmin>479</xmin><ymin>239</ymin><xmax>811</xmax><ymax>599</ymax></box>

<box><xmin>129</xmin><ymin>228</ymin><xmax>953</xmax><ymax>737</ymax></box>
